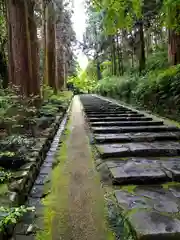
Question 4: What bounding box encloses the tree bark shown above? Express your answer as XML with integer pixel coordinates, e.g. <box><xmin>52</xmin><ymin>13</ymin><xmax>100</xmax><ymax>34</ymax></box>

<box><xmin>112</xmin><ymin>37</ymin><xmax>117</xmax><ymax>75</ymax></box>
<box><xmin>27</xmin><ymin>0</ymin><xmax>40</xmax><ymax>96</ymax></box>
<box><xmin>96</xmin><ymin>59</ymin><xmax>102</xmax><ymax>80</ymax></box>
<box><xmin>6</xmin><ymin>0</ymin><xmax>30</xmax><ymax>95</ymax></box>
<box><xmin>168</xmin><ymin>29</ymin><xmax>180</xmax><ymax>65</ymax></box>
<box><xmin>46</xmin><ymin>2</ymin><xmax>57</xmax><ymax>92</ymax></box>
<box><xmin>57</xmin><ymin>44</ymin><xmax>65</xmax><ymax>90</ymax></box>
<box><xmin>0</xmin><ymin>38</ymin><xmax>8</xmax><ymax>88</ymax></box>
<box><xmin>6</xmin><ymin>0</ymin><xmax>40</xmax><ymax>96</ymax></box>
<box><xmin>139</xmin><ymin>20</ymin><xmax>146</xmax><ymax>73</ymax></box>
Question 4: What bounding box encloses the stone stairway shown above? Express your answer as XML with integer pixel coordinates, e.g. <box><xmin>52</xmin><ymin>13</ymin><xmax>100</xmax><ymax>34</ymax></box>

<box><xmin>80</xmin><ymin>94</ymin><xmax>180</xmax><ymax>240</ymax></box>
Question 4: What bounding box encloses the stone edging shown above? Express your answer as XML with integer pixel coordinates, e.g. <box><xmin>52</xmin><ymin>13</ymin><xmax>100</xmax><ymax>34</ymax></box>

<box><xmin>1</xmin><ymin>98</ymin><xmax>73</xmax><ymax>240</ymax></box>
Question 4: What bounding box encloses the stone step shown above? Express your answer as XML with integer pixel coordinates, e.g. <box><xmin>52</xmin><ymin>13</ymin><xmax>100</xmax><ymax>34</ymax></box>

<box><xmin>89</xmin><ymin>115</ymin><xmax>147</xmax><ymax>121</ymax></box>
<box><xmin>91</xmin><ymin>120</ymin><xmax>163</xmax><ymax>127</ymax></box>
<box><xmin>85</xmin><ymin>110</ymin><xmax>135</xmax><ymax>114</ymax></box>
<box><xmin>92</xmin><ymin>125</ymin><xmax>179</xmax><ymax>134</ymax></box>
<box><xmin>94</xmin><ymin>132</ymin><xmax>180</xmax><ymax>143</ymax></box>
<box><xmin>80</xmin><ymin>95</ymin><xmax>180</xmax><ymax>240</ymax></box>
<box><xmin>84</xmin><ymin>106</ymin><xmax>127</xmax><ymax>111</ymax></box>
<box><xmin>106</xmin><ymin>157</ymin><xmax>180</xmax><ymax>185</ymax></box>
<box><xmin>96</xmin><ymin>141</ymin><xmax>180</xmax><ymax>158</ymax></box>
<box><xmin>115</xmin><ymin>184</ymin><xmax>180</xmax><ymax>240</ymax></box>
<box><xmin>87</xmin><ymin>112</ymin><xmax>139</xmax><ymax>116</ymax></box>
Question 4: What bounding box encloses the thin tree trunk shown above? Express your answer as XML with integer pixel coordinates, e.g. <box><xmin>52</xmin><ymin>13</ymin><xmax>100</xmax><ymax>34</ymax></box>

<box><xmin>0</xmin><ymin>40</ymin><xmax>8</xmax><ymax>88</ymax></box>
<box><xmin>116</xmin><ymin>34</ymin><xmax>121</xmax><ymax>76</ymax></box>
<box><xmin>28</xmin><ymin>0</ymin><xmax>40</xmax><ymax>96</ymax></box>
<box><xmin>47</xmin><ymin>2</ymin><xmax>57</xmax><ymax>92</ymax></box>
<box><xmin>96</xmin><ymin>59</ymin><xmax>101</xmax><ymax>80</ymax></box>
<box><xmin>139</xmin><ymin>20</ymin><xmax>146</xmax><ymax>73</ymax></box>
<box><xmin>57</xmin><ymin>43</ymin><xmax>65</xmax><ymax>90</ymax></box>
<box><xmin>112</xmin><ymin>37</ymin><xmax>117</xmax><ymax>75</ymax></box>
<box><xmin>131</xmin><ymin>52</ymin><xmax>134</xmax><ymax>68</ymax></box>
<box><xmin>6</xmin><ymin>0</ymin><xmax>15</xmax><ymax>86</ymax></box>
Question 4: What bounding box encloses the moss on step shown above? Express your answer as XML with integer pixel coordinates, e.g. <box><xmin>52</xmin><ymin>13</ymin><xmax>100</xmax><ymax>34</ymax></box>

<box><xmin>120</xmin><ymin>185</ymin><xmax>137</xmax><ymax>194</ymax></box>
<box><xmin>162</xmin><ymin>181</ymin><xmax>180</xmax><ymax>190</ymax></box>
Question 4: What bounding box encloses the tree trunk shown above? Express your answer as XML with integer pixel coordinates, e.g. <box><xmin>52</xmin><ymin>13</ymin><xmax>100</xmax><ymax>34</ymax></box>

<box><xmin>46</xmin><ymin>2</ymin><xmax>57</xmax><ymax>92</ymax></box>
<box><xmin>112</xmin><ymin>37</ymin><xmax>117</xmax><ymax>75</ymax></box>
<box><xmin>6</xmin><ymin>0</ymin><xmax>30</xmax><ymax>95</ymax></box>
<box><xmin>57</xmin><ymin>43</ymin><xmax>65</xmax><ymax>90</ymax></box>
<box><xmin>116</xmin><ymin>34</ymin><xmax>124</xmax><ymax>76</ymax></box>
<box><xmin>0</xmin><ymin>45</ymin><xmax>8</xmax><ymax>88</ymax></box>
<box><xmin>131</xmin><ymin>52</ymin><xmax>134</xmax><ymax>68</ymax></box>
<box><xmin>168</xmin><ymin>29</ymin><xmax>180</xmax><ymax>65</ymax></box>
<box><xmin>26</xmin><ymin>0</ymin><xmax>40</xmax><ymax>96</ymax></box>
<box><xmin>6</xmin><ymin>0</ymin><xmax>40</xmax><ymax>96</ymax></box>
<box><xmin>96</xmin><ymin>59</ymin><xmax>101</xmax><ymax>80</ymax></box>
<box><xmin>139</xmin><ymin>20</ymin><xmax>146</xmax><ymax>73</ymax></box>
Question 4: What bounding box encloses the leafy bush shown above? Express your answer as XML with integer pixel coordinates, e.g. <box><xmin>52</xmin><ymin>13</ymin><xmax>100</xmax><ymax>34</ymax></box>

<box><xmin>95</xmin><ymin>64</ymin><xmax>180</xmax><ymax>121</ymax></box>
<box><xmin>0</xmin><ymin>86</ymin><xmax>72</xmax><ymax>136</ymax></box>
<box><xmin>145</xmin><ymin>48</ymin><xmax>169</xmax><ymax>72</ymax></box>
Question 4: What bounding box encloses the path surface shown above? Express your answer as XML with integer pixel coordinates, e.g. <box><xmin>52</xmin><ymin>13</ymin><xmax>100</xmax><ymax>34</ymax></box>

<box><xmin>50</xmin><ymin>96</ymin><xmax>108</xmax><ymax>240</ymax></box>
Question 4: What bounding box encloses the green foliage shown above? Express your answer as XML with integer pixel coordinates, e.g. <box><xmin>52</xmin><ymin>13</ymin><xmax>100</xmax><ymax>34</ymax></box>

<box><xmin>146</xmin><ymin>48</ymin><xmax>169</xmax><ymax>72</ymax></box>
<box><xmin>68</xmin><ymin>64</ymin><xmax>98</xmax><ymax>93</ymax></box>
<box><xmin>0</xmin><ymin>206</ymin><xmax>35</xmax><ymax>233</ymax></box>
<box><xmin>0</xmin><ymin>87</ymin><xmax>38</xmax><ymax>135</ymax></box>
<box><xmin>0</xmin><ymin>168</ymin><xmax>12</xmax><ymax>183</ymax></box>
<box><xmin>41</xmin><ymin>86</ymin><xmax>72</xmax><ymax>116</ymax></box>
<box><xmin>0</xmin><ymin>86</ymin><xmax>72</xmax><ymax>136</ymax></box>
<box><xmin>162</xmin><ymin>0</ymin><xmax>180</xmax><ymax>32</ymax></box>
<box><xmin>95</xmin><ymin>64</ymin><xmax>180</xmax><ymax>121</ymax></box>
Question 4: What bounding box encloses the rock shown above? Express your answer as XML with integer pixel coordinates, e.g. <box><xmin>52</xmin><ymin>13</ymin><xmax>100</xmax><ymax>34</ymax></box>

<box><xmin>107</xmin><ymin>159</ymin><xmax>167</xmax><ymax>185</ymax></box>
<box><xmin>92</xmin><ymin>125</ymin><xmax>179</xmax><ymax>134</ymax></box>
<box><xmin>115</xmin><ymin>185</ymin><xmax>180</xmax><ymax>240</ymax></box>
<box><xmin>96</xmin><ymin>141</ymin><xmax>180</xmax><ymax>158</ymax></box>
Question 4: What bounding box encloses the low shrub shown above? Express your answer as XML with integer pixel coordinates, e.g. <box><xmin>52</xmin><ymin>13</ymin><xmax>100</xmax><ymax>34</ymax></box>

<box><xmin>95</xmin><ymin>64</ymin><xmax>180</xmax><ymax>121</ymax></box>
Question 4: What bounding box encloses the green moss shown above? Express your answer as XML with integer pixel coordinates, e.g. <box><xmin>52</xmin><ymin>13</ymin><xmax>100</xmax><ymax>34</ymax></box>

<box><xmin>0</xmin><ymin>184</ymin><xmax>8</xmax><ymax>195</ymax></box>
<box><xmin>162</xmin><ymin>182</ymin><xmax>180</xmax><ymax>190</ymax></box>
<box><xmin>120</xmin><ymin>185</ymin><xmax>137</xmax><ymax>194</ymax></box>
<box><xmin>110</xmin><ymin>193</ymin><xmax>137</xmax><ymax>240</ymax></box>
<box><xmin>36</xmin><ymin>120</ymin><xmax>70</xmax><ymax>240</ymax></box>
<box><xmin>0</xmin><ymin>152</ymin><xmax>15</xmax><ymax>157</ymax></box>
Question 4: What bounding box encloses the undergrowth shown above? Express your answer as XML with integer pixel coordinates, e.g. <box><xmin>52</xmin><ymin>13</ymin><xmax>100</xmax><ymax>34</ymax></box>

<box><xmin>94</xmin><ymin>64</ymin><xmax>180</xmax><ymax>122</ymax></box>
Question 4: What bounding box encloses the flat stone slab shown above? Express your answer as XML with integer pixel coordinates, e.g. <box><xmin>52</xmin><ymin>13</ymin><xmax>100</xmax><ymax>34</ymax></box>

<box><xmin>115</xmin><ymin>184</ymin><xmax>180</xmax><ymax>240</ymax></box>
<box><xmin>94</xmin><ymin>132</ymin><xmax>180</xmax><ymax>143</ymax></box>
<box><xmin>91</xmin><ymin>120</ymin><xmax>163</xmax><ymax>127</ymax></box>
<box><xmin>87</xmin><ymin>113</ymin><xmax>141</xmax><ymax>117</ymax></box>
<box><xmin>96</xmin><ymin>141</ymin><xmax>180</xmax><ymax>158</ymax></box>
<box><xmin>85</xmin><ymin>109</ymin><xmax>133</xmax><ymax>113</ymax></box>
<box><xmin>89</xmin><ymin>116</ymin><xmax>146</xmax><ymax>122</ymax></box>
<box><xmin>106</xmin><ymin>157</ymin><xmax>180</xmax><ymax>184</ymax></box>
<box><xmin>92</xmin><ymin>125</ymin><xmax>179</xmax><ymax>134</ymax></box>
<box><xmin>107</xmin><ymin>159</ymin><xmax>166</xmax><ymax>184</ymax></box>
<box><xmin>89</xmin><ymin>116</ymin><xmax>152</xmax><ymax>122</ymax></box>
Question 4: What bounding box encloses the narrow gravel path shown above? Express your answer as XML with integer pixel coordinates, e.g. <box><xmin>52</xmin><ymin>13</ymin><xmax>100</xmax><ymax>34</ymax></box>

<box><xmin>50</xmin><ymin>96</ymin><xmax>109</xmax><ymax>240</ymax></box>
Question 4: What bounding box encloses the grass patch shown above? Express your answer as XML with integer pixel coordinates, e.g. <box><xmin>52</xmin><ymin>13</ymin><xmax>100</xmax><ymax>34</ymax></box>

<box><xmin>36</xmin><ymin>125</ymin><xmax>71</xmax><ymax>240</ymax></box>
